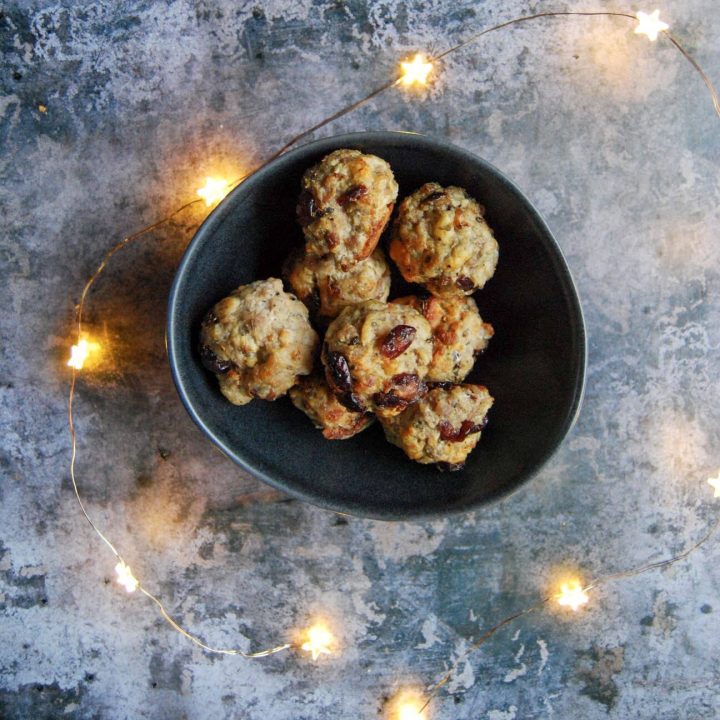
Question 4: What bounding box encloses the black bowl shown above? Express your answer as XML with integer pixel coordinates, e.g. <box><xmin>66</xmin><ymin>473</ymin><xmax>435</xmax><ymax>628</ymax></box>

<box><xmin>167</xmin><ymin>131</ymin><xmax>586</xmax><ymax>520</ymax></box>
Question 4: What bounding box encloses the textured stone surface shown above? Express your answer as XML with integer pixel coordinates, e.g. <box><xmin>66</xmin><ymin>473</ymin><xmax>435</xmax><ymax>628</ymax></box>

<box><xmin>1</xmin><ymin>1</ymin><xmax>719</xmax><ymax>718</ymax></box>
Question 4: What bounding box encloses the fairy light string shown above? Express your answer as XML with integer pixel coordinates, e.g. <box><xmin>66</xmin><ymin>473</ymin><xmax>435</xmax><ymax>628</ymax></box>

<box><xmin>66</xmin><ymin>6</ymin><xmax>718</xmax><ymax>704</ymax></box>
<box><xmin>421</xmin><ymin>512</ymin><xmax>720</xmax><ymax>712</ymax></box>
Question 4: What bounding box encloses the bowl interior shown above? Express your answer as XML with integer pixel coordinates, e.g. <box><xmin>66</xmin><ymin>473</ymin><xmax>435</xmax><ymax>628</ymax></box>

<box><xmin>168</xmin><ymin>131</ymin><xmax>585</xmax><ymax>520</ymax></box>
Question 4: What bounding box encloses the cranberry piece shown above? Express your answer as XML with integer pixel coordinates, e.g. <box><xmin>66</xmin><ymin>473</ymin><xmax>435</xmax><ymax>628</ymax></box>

<box><xmin>296</xmin><ymin>190</ymin><xmax>318</xmax><ymax>226</ymax></box>
<box><xmin>380</xmin><ymin>325</ymin><xmax>416</xmax><ymax>359</ymax></box>
<box><xmin>199</xmin><ymin>345</ymin><xmax>233</xmax><ymax>374</ymax></box>
<box><xmin>427</xmin><ymin>381</ymin><xmax>454</xmax><ymax>391</ymax></box>
<box><xmin>456</xmin><ymin>276</ymin><xmax>475</xmax><ymax>292</ymax></box>
<box><xmin>372</xmin><ymin>391</ymin><xmax>409</xmax><ymax>410</ymax></box>
<box><xmin>437</xmin><ymin>419</ymin><xmax>485</xmax><ymax>442</ymax></box>
<box><xmin>421</xmin><ymin>190</ymin><xmax>445</xmax><ymax>204</ymax></box>
<box><xmin>336</xmin><ymin>392</ymin><xmax>365</xmax><ymax>413</ymax></box>
<box><xmin>337</xmin><ymin>184</ymin><xmax>367</xmax><ymax>206</ymax></box>
<box><xmin>374</xmin><ymin>373</ymin><xmax>427</xmax><ymax>410</ymax></box>
<box><xmin>325</xmin><ymin>351</ymin><xmax>353</xmax><ymax>393</ymax></box>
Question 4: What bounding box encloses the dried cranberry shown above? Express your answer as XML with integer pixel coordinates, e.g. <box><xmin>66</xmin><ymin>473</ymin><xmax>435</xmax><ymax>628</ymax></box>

<box><xmin>394</xmin><ymin>373</ymin><xmax>427</xmax><ymax>402</ymax></box>
<box><xmin>456</xmin><ymin>276</ymin><xmax>475</xmax><ymax>292</ymax></box>
<box><xmin>372</xmin><ymin>391</ymin><xmax>409</xmax><ymax>410</ymax></box>
<box><xmin>422</xmin><ymin>190</ymin><xmax>445</xmax><ymax>204</ymax></box>
<box><xmin>296</xmin><ymin>190</ymin><xmax>318</xmax><ymax>226</ymax></box>
<box><xmin>337</xmin><ymin>184</ymin><xmax>367</xmax><ymax>206</ymax></box>
<box><xmin>380</xmin><ymin>325</ymin><xmax>416</xmax><ymax>359</ymax></box>
<box><xmin>325</xmin><ymin>351</ymin><xmax>353</xmax><ymax>393</ymax></box>
<box><xmin>336</xmin><ymin>392</ymin><xmax>365</xmax><ymax>413</ymax></box>
<box><xmin>427</xmin><ymin>381</ymin><xmax>454</xmax><ymax>391</ymax></box>
<box><xmin>438</xmin><ymin>419</ymin><xmax>485</xmax><ymax>442</ymax></box>
<box><xmin>199</xmin><ymin>345</ymin><xmax>233</xmax><ymax>374</ymax></box>
<box><xmin>374</xmin><ymin>373</ymin><xmax>427</xmax><ymax>410</ymax></box>
<box><xmin>391</xmin><ymin>372</ymin><xmax>419</xmax><ymax>387</ymax></box>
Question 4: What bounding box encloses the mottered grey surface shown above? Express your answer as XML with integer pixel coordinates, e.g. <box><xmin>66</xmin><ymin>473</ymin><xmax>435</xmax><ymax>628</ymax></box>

<box><xmin>1</xmin><ymin>1</ymin><xmax>719</xmax><ymax>718</ymax></box>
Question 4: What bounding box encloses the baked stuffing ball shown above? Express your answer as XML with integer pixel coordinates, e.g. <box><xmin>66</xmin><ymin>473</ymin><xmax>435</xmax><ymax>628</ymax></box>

<box><xmin>380</xmin><ymin>383</ymin><xmax>493</xmax><ymax>470</ymax></box>
<box><xmin>392</xmin><ymin>294</ymin><xmax>494</xmax><ymax>382</ymax></box>
<box><xmin>289</xmin><ymin>373</ymin><xmax>375</xmax><ymax>440</ymax></box>
<box><xmin>322</xmin><ymin>300</ymin><xmax>433</xmax><ymax>417</ymax></box>
<box><xmin>283</xmin><ymin>246</ymin><xmax>391</xmax><ymax>321</ymax></box>
<box><xmin>389</xmin><ymin>183</ymin><xmax>499</xmax><ymax>296</ymax></box>
<box><xmin>297</xmin><ymin>149</ymin><xmax>398</xmax><ymax>270</ymax></box>
<box><xmin>199</xmin><ymin>278</ymin><xmax>318</xmax><ymax>405</ymax></box>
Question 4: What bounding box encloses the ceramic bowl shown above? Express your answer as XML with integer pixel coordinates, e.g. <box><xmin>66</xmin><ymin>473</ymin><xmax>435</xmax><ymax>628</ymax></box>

<box><xmin>167</xmin><ymin>131</ymin><xmax>586</xmax><ymax>519</ymax></box>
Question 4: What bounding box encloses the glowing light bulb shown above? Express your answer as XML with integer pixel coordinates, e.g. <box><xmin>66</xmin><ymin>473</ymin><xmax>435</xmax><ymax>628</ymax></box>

<box><xmin>708</xmin><ymin>473</ymin><xmax>720</xmax><ymax>498</ymax></box>
<box><xmin>398</xmin><ymin>701</ymin><xmax>426</xmax><ymax>720</ymax></box>
<box><xmin>300</xmin><ymin>622</ymin><xmax>334</xmax><ymax>660</ymax></box>
<box><xmin>385</xmin><ymin>689</ymin><xmax>429</xmax><ymax>720</ymax></box>
<box><xmin>115</xmin><ymin>561</ymin><xmax>139</xmax><ymax>593</ymax></box>
<box><xmin>557</xmin><ymin>580</ymin><xmax>589</xmax><ymax>611</ymax></box>
<box><xmin>67</xmin><ymin>336</ymin><xmax>100</xmax><ymax>370</ymax></box>
<box><xmin>399</xmin><ymin>54</ymin><xmax>433</xmax><ymax>87</ymax></box>
<box><xmin>634</xmin><ymin>10</ymin><xmax>669</xmax><ymax>42</ymax></box>
<box><xmin>197</xmin><ymin>177</ymin><xmax>230</xmax><ymax>206</ymax></box>
<box><xmin>68</xmin><ymin>339</ymin><xmax>90</xmax><ymax>370</ymax></box>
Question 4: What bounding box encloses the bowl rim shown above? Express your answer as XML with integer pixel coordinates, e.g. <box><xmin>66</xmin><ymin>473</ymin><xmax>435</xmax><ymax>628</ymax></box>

<box><xmin>167</xmin><ymin>130</ymin><xmax>587</xmax><ymax>520</ymax></box>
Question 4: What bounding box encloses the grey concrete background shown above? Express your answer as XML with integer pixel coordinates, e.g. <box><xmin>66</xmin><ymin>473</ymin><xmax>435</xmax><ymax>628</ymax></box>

<box><xmin>1</xmin><ymin>1</ymin><xmax>719</xmax><ymax>718</ymax></box>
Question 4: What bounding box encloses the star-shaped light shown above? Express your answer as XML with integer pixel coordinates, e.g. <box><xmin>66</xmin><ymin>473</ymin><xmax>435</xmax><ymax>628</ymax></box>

<box><xmin>399</xmin><ymin>54</ymin><xmax>433</xmax><ymax>87</ymax></box>
<box><xmin>634</xmin><ymin>10</ymin><xmax>669</xmax><ymax>42</ymax></box>
<box><xmin>299</xmin><ymin>622</ymin><xmax>334</xmax><ymax>661</ymax></box>
<box><xmin>708</xmin><ymin>473</ymin><xmax>720</xmax><ymax>498</ymax></box>
<box><xmin>197</xmin><ymin>177</ymin><xmax>230</xmax><ymax>207</ymax></box>
<box><xmin>556</xmin><ymin>580</ymin><xmax>589</xmax><ymax>611</ymax></box>
<box><xmin>115</xmin><ymin>561</ymin><xmax>139</xmax><ymax>593</ymax></box>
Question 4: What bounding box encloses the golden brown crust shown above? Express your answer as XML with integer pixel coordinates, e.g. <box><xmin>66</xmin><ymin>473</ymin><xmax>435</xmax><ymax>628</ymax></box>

<box><xmin>298</xmin><ymin>149</ymin><xmax>398</xmax><ymax>270</ymax></box>
<box><xmin>380</xmin><ymin>384</ymin><xmax>493</xmax><ymax>467</ymax></box>
<box><xmin>389</xmin><ymin>183</ymin><xmax>499</xmax><ymax>296</ymax></box>
<box><xmin>392</xmin><ymin>294</ymin><xmax>494</xmax><ymax>382</ymax></box>
<box><xmin>199</xmin><ymin>278</ymin><xmax>318</xmax><ymax>405</ymax></box>
<box><xmin>283</xmin><ymin>246</ymin><xmax>391</xmax><ymax>321</ymax></box>
<box><xmin>321</xmin><ymin>300</ymin><xmax>433</xmax><ymax>417</ymax></box>
<box><xmin>289</xmin><ymin>373</ymin><xmax>375</xmax><ymax>440</ymax></box>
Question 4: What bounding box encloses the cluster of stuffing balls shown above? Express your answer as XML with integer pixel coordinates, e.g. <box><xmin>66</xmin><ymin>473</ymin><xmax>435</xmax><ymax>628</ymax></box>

<box><xmin>199</xmin><ymin>148</ymin><xmax>499</xmax><ymax>470</ymax></box>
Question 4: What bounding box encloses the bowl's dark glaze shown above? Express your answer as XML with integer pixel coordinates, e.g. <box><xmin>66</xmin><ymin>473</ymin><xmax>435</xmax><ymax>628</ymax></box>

<box><xmin>167</xmin><ymin>131</ymin><xmax>586</xmax><ymax>520</ymax></box>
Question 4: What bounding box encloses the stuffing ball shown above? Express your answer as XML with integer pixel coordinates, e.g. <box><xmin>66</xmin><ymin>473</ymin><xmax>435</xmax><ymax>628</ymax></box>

<box><xmin>289</xmin><ymin>373</ymin><xmax>375</xmax><ymax>440</ymax></box>
<box><xmin>199</xmin><ymin>278</ymin><xmax>318</xmax><ymax>405</ymax></box>
<box><xmin>380</xmin><ymin>383</ymin><xmax>493</xmax><ymax>469</ymax></box>
<box><xmin>283</xmin><ymin>246</ymin><xmax>391</xmax><ymax>321</ymax></box>
<box><xmin>392</xmin><ymin>294</ymin><xmax>494</xmax><ymax>382</ymax></box>
<box><xmin>321</xmin><ymin>300</ymin><xmax>433</xmax><ymax>417</ymax></box>
<box><xmin>297</xmin><ymin>149</ymin><xmax>398</xmax><ymax>270</ymax></box>
<box><xmin>389</xmin><ymin>183</ymin><xmax>499</xmax><ymax>296</ymax></box>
